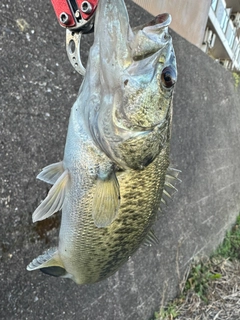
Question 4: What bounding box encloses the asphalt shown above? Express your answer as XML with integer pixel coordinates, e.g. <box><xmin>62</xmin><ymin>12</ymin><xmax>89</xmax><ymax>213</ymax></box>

<box><xmin>1</xmin><ymin>1</ymin><xmax>240</xmax><ymax>319</ymax></box>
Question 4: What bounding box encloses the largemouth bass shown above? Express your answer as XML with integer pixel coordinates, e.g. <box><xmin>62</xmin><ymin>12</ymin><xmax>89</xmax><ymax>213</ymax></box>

<box><xmin>27</xmin><ymin>0</ymin><xmax>178</xmax><ymax>284</ymax></box>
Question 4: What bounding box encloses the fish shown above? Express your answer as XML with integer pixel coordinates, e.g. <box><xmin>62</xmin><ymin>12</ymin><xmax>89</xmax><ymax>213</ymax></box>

<box><xmin>27</xmin><ymin>0</ymin><xmax>178</xmax><ymax>284</ymax></box>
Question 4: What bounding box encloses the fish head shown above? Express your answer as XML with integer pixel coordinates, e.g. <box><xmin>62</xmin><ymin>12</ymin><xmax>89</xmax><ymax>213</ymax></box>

<box><xmin>83</xmin><ymin>0</ymin><xmax>177</xmax><ymax>169</ymax></box>
<box><xmin>119</xmin><ymin>13</ymin><xmax>177</xmax><ymax>130</ymax></box>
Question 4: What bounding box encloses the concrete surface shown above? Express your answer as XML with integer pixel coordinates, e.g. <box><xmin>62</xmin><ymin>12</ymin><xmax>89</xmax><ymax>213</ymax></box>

<box><xmin>1</xmin><ymin>0</ymin><xmax>240</xmax><ymax>319</ymax></box>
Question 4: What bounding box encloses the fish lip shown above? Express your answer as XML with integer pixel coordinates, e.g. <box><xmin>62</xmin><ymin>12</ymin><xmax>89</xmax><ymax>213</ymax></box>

<box><xmin>93</xmin><ymin>0</ymin><xmax>131</xmax><ymax>68</ymax></box>
<box><xmin>133</xmin><ymin>13</ymin><xmax>172</xmax><ymax>33</ymax></box>
<box><xmin>130</xmin><ymin>13</ymin><xmax>173</xmax><ymax>63</ymax></box>
<box><xmin>141</xmin><ymin>14</ymin><xmax>172</xmax><ymax>40</ymax></box>
<box><xmin>143</xmin><ymin>13</ymin><xmax>172</xmax><ymax>29</ymax></box>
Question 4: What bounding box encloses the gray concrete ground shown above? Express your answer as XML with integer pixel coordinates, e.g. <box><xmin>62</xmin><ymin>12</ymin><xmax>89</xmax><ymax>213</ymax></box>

<box><xmin>1</xmin><ymin>0</ymin><xmax>240</xmax><ymax>319</ymax></box>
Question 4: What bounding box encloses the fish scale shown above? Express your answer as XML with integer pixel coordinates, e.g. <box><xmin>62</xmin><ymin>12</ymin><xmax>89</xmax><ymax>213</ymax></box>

<box><xmin>57</xmin><ymin>143</ymin><xmax>170</xmax><ymax>284</ymax></box>
<box><xmin>27</xmin><ymin>0</ymin><xmax>178</xmax><ymax>285</ymax></box>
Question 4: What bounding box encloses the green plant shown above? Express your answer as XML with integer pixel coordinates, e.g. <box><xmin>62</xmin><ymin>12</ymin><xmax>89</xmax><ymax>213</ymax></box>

<box><xmin>215</xmin><ymin>215</ymin><xmax>240</xmax><ymax>260</ymax></box>
<box><xmin>150</xmin><ymin>214</ymin><xmax>240</xmax><ymax>319</ymax></box>
<box><xmin>233</xmin><ymin>72</ymin><xmax>240</xmax><ymax>88</ymax></box>
<box><xmin>184</xmin><ymin>262</ymin><xmax>221</xmax><ymax>302</ymax></box>
<box><xmin>154</xmin><ymin>303</ymin><xmax>179</xmax><ymax>319</ymax></box>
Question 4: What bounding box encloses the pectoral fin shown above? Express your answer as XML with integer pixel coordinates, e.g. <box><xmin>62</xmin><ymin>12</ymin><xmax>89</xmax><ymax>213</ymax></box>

<box><xmin>32</xmin><ymin>169</ymin><xmax>69</xmax><ymax>222</ymax></box>
<box><xmin>92</xmin><ymin>171</ymin><xmax>120</xmax><ymax>228</ymax></box>
<box><xmin>27</xmin><ymin>247</ymin><xmax>66</xmax><ymax>277</ymax></box>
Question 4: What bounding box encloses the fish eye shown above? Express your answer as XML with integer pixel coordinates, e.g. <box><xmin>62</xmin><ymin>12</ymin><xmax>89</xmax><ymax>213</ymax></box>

<box><xmin>161</xmin><ymin>66</ymin><xmax>176</xmax><ymax>89</ymax></box>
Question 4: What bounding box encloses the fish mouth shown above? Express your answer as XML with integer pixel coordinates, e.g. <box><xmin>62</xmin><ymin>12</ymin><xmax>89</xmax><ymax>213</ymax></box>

<box><xmin>93</xmin><ymin>0</ymin><xmax>172</xmax><ymax>68</ymax></box>
<box><xmin>131</xmin><ymin>13</ymin><xmax>172</xmax><ymax>62</ymax></box>
<box><xmin>143</xmin><ymin>13</ymin><xmax>171</xmax><ymax>27</ymax></box>
<box><xmin>133</xmin><ymin>13</ymin><xmax>171</xmax><ymax>32</ymax></box>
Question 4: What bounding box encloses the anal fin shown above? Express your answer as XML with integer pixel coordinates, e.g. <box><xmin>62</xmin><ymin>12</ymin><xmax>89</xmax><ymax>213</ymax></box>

<box><xmin>27</xmin><ymin>248</ymin><xmax>68</xmax><ymax>278</ymax></box>
<box><xmin>27</xmin><ymin>247</ymin><xmax>63</xmax><ymax>271</ymax></box>
<box><xmin>32</xmin><ymin>169</ymin><xmax>69</xmax><ymax>222</ymax></box>
<box><xmin>92</xmin><ymin>171</ymin><xmax>120</xmax><ymax>228</ymax></box>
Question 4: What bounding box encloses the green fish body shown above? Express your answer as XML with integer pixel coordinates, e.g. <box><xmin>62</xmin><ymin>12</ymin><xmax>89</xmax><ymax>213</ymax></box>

<box><xmin>27</xmin><ymin>0</ymin><xmax>178</xmax><ymax>284</ymax></box>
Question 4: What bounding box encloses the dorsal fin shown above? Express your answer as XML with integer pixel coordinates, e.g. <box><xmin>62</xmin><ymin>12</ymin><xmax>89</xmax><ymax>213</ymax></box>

<box><xmin>165</xmin><ymin>167</ymin><xmax>181</xmax><ymax>183</ymax></box>
<box><xmin>143</xmin><ymin>229</ymin><xmax>159</xmax><ymax>247</ymax></box>
<box><xmin>160</xmin><ymin>166</ymin><xmax>181</xmax><ymax>208</ymax></box>
<box><xmin>32</xmin><ymin>169</ymin><xmax>69</xmax><ymax>222</ymax></box>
